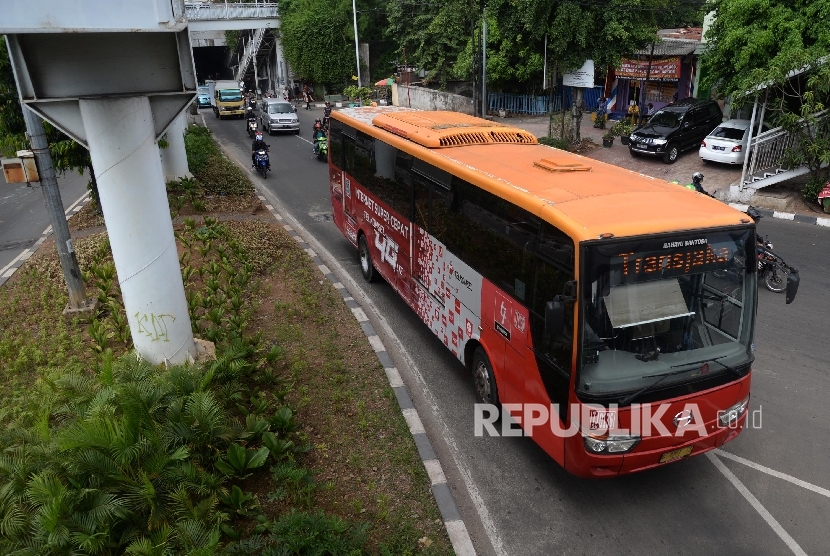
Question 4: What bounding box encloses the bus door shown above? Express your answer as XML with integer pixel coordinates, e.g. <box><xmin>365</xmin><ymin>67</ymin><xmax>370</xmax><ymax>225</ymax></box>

<box><xmin>526</xmin><ymin>225</ymin><xmax>575</xmax><ymax>459</ymax></box>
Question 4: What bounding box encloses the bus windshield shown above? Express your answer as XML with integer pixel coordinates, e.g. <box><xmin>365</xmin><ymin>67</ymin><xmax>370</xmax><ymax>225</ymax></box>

<box><xmin>579</xmin><ymin>228</ymin><xmax>756</xmax><ymax>397</ymax></box>
<box><xmin>218</xmin><ymin>90</ymin><xmax>242</xmax><ymax>102</ymax></box>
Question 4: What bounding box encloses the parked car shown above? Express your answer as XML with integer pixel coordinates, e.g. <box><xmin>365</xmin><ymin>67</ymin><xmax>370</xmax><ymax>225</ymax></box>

<box><xmin>260</xmin><ymin>98</ymin><xmax>300</xmax><ymax>134</ymax></box>
<box><xmin>628</xmin><ymin>98</ymin><xmax>723</xmax><ymax>164</ymax></box>
<box><xmin>699</xmin><ymin>119</ymin><xmax>769</xmax><ymax>165</ymax></box>
<box><xmin>196</xmin><ymin>86</ymin><xmax>211</xmax><ymax>108</ymax></box>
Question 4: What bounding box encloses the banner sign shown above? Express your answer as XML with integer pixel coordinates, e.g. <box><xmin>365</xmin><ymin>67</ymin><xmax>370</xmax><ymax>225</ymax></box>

<box><xmin>563</xmin><ymin>59</ymin><xmax>595</xmax><ymax>88</ymax></box>
<box><xmin>617</xmin><ymin>57</ymin><xmax>681</xmax><ymax>80</ymax></box>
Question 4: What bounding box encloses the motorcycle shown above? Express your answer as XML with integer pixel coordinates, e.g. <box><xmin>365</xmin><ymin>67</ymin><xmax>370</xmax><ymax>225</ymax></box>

<box><xmin>315</xmin><ymin>135</ymin><xmax>328</xmax><ymax>162</ymax></box>
<box><xmin>254</xmin><ymin>149</ymin><xmax>269</xmax><ymax>178</ymax></box>
<box><xmin>246</xmin><ymin>117</ymin><xmax>258</xmax><ymax>137</ymax></box>
<box><xmin>744</xmin><ymin>206</ymin><xmax>800</xmax><ymax>301</ymax></box>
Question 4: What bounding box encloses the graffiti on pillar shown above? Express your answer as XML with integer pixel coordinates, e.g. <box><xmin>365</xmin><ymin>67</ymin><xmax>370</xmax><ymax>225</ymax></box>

<box><xmin>134</xmin><ymin>313</ymin><xmax>176</xmax><ymax>342</ymax></box>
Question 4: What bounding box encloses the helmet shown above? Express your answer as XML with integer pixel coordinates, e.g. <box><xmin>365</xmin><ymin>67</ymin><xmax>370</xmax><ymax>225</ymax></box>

<box><xmin>315</xmin><ymin>118</ymin><xmax>321</xmax><ymax>124</ymax></box>
<box><xmin>255</xmin><ymin>132</ymin><xmax>263</xmax><ymax>141</ymax></box>
<box><xmin>692</xmin><ymin>172</ymin><xmax>704</xmax><ymax>184</ymax></box>
<box><xmin>325</xmin><ymin>101</ymin><xmax>330</xmax><ymax>106</ymax></box>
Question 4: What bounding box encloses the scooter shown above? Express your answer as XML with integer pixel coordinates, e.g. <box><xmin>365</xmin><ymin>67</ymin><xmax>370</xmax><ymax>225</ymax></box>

<box><xmin>254</xmin><ymin>149</ymin><xmax>269</xmax><ymax>178</ymax></box>
<box><xmin>818</xmin><ymin>181</ymin><xmax>830</xmax><ymax>213</ymax></box>
<box><xmin>246</xmin><ymin>117</ymin><xmax>258</xmax><ymax>137</ymax></box>
<box><xmin>315</xmin><ymin>135</ymin><xmax>328</xmax><ymax>162</ymax></box>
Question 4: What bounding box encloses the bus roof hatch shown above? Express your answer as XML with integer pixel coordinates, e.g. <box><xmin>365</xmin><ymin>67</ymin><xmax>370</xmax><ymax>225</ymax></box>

<box><xmin>371</xmin><ymin>110</ymin><xmax>537</xmax><ymax>148</ymax></box>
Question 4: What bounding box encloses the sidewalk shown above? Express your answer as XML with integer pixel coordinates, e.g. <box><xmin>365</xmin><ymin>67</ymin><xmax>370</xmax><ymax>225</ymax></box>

<box><xmin>502</xmin><ymin>114</ymin><xmax>828</xmax><ymax>223</ymax></box>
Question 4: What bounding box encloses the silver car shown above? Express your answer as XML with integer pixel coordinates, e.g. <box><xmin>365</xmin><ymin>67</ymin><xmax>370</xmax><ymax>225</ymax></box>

<box><xmin>260</xmin><ymin>99</ymin><xmax>300</xmax><ymax>134</ymax></box>
<box><xmin>699</xmin><ymin>119</ymin><xmax>769</xmax><ymax>165</ymax></box>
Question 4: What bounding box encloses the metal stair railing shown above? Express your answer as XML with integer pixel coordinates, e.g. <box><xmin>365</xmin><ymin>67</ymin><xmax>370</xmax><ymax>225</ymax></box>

<box><xmin>235</xmin><ymin>27</ymin><xmax>265</xmax><ymax>82</ymax></box>
<box><xmin>744</xmin><ymin>109</ymin><xmax>829</xmax><ymax>186</ymax></box>
<box><xmin>184</xmin><ymin>2</ymin><xmax>279</xmax><ymax>21</ymax></box>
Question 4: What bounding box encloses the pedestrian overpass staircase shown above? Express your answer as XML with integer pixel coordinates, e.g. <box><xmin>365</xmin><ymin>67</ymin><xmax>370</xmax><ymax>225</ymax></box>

<box><xmin>736</xmin><ymin>110</ymin><xmax>828</xmax><ymax>195</ymax></box>
<box><xmin>184</xmin><ymin>2</ymin><xmax>280</xmax><ymax>32</ymax></box>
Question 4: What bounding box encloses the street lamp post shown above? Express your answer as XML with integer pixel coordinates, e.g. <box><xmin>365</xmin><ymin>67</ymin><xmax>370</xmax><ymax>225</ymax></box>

<box><xmin>352</xmin><ymin>0</ymin><xmax>361</xmax><ymax>87</ymax></box>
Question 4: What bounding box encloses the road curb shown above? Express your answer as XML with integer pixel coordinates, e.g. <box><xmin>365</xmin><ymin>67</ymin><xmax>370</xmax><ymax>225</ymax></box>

<box><xmin>200</xmin><ymin>115</ymin><xmax>477</xmax><ymax>553</ymax></box>
<box><xmin>253</xmin><ymin>196</ymin><xmax>477</xmax><ymax>554</ymax></box>
<box><xmin>0</xmin><ymin>192</ymin><xmax>90</xmax><ymax>288</ymax></box>
<box><xmin>728</xmin><ymin>203</ymin><xmax>830</xmax><ymax>227</ymax></box>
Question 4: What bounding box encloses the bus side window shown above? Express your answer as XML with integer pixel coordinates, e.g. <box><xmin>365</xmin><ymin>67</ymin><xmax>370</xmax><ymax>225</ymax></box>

<box><xmin>329</xmin><ymin>120</ymin><xmax>344</xmax><ymax>170</ymax></box>
<box><xmin>370</xmin><ymin>139</ymin><xmax>411</xmax><ymax>218</ymax></box>
<box><xmin>457</xmin><ymin>180</ymin><xmax>537</xmax><ymax>303</ymax></box>
<box><xmin>413</xmin><ymin>178</ymin><xmax>430</xmax><ymax>231</ymax></box>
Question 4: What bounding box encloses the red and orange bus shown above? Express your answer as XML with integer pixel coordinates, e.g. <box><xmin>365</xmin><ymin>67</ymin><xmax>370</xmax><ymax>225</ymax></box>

<box><xmin>328</xmin><ymin>107</ymin><xmax>759</xmax><ymax>477</ymax></box>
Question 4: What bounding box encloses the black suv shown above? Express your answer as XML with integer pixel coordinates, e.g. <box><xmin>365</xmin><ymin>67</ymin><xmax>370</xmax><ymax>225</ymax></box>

<box><xmin>628</xmin><ymin>98</ymin><xmax>723</xmax><ymax>164</ymax></box>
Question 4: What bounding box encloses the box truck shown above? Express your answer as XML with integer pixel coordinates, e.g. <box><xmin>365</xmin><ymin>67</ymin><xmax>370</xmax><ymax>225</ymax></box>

<box><xmin>210</xmin><ymin>80</ymin><xmax>245</xmax><ymax>119</ymax></box>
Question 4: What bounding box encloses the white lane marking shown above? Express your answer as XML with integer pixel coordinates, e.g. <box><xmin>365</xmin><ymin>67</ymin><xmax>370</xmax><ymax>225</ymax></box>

<box><xmin>707</xmin><ymin>452</ymin><xmax>807</xmax><ymax>556</ymax></box>
<box><xmin>2</xmin><ymin>268</ymin><xmax>16</xmax><ymax>278</ymax></box>
<box><xmin>63</xmin><ymin>192</ymin><xmax>89</xmax><ymax>215</ymax></box>
<box><xmin>0</xmin><ymin>250</ymin><xmax>28</xmax><ymax>276</ymax></box>
<box><xmin>715</xmin><ymin>449</ymin><xmax>830</xmax><ymax>498</ymax></box>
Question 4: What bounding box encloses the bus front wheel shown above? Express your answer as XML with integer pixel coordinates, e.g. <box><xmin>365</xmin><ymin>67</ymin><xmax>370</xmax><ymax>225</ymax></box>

<box><xmin>472</xmin><ymin>347</ymin><xmax>499</xmax><ymax>406</ymax></box>
<box><xmin>358</xmin><ymin>234</ymin><xmax>377</xmax><ymax>283</ymax></box>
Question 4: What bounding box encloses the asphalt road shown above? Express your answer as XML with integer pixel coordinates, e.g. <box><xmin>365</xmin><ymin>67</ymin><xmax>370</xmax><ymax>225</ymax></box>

<box><xmin>203</xmin><ymin>107</ymin><xmax>830</xmax><ymax>556</ymax></box>
<box><xmin>0</xmin><ymin>170</ymin><xmax>89</xmax><ymax>273</ymax></box>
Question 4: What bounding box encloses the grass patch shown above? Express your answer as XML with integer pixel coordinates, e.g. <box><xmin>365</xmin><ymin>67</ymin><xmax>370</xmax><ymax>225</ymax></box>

<box><xmin>0</xmin><ymin>126</ymin><xmax>453</xmax><ymax>554</ymax></box>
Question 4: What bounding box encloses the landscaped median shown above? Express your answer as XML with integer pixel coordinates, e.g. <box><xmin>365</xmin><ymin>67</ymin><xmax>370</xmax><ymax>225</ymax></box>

<box><xmin>0</xmin><ymin>126</ymin><xmax>453</xmax><ymax>555</ymax></box>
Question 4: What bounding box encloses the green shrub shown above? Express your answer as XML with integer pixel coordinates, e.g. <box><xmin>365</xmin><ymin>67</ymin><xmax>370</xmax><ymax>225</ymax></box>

<box><xmin>801</xmin><ymin>178</ymin><xmax>826</xmax><ymax>204</ymax></box>
<box><xmin>184</xmin><ymin>125</ymin><xmax>254</xmax><ymax>196</ymax></box>
<box><xmin>538</xmin><ymin>136</ymin><xmax>571</xmax><ymax>150</ymax></box>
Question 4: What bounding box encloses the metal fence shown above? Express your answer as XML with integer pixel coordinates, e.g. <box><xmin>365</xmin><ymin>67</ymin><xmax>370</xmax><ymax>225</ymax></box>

<box><xmin>184</xmin><ymin>2</ymin><xmax>279</xmax><ymax>20</ymax></box>
<box><xmin>488</xmin><ymin>86</ymin><xmax>605</xmax><ymax>115</ymax></box>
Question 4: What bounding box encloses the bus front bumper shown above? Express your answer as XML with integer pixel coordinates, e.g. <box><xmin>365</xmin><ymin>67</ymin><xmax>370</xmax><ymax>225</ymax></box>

<box><xmin>566</xmin><ymin>410</ymin><xmax>747</xmax><ymax>478</ymax></box>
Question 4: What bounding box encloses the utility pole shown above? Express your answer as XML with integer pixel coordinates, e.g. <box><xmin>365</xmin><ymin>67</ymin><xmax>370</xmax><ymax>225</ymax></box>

<box><xmin>481</xmin><ymin>7</ymin><xmax>487</xmax><ymax>118</ymax></box>
<box><xmin>21</xmin><ymin>106</ymin><xmax>90</xmax><ymax>311</ymax></box>
<box><xmin>352</xmin><ymin>0</ymin><xmax>361</xmax><ymax>87</ymax></box>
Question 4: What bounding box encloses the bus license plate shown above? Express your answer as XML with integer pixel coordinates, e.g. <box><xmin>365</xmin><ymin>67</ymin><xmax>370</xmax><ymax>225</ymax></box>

<box><xmin>659</xmin><ymin>446</ymin><xmax>693</xmax><ymax>463</ymax></box>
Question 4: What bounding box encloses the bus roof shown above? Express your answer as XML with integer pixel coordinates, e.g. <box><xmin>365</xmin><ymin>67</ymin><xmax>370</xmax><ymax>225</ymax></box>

<box><xmin>332</xmin><ymin>107</ymin><xmax>750</xmax><ymax>242</ymax></box>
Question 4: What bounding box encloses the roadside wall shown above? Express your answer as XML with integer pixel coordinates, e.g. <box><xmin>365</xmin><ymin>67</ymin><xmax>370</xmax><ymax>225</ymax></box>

<box><xmin>393</xmin><ymin>84</ymin><xmax>474</xmax><ymax>114</ymax></box>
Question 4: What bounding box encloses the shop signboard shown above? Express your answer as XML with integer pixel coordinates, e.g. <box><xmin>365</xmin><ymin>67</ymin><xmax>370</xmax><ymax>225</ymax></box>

<box><xmin>618</xmin><ymin>57</ymin><xmax>681</xmax><ymax>80</ymax></box>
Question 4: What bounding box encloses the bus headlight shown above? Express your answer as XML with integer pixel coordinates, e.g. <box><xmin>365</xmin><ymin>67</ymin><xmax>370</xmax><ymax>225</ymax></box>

<box><xmin>718</xmin><ymin>395</ymin><xmax>750</xmax><ymax>427</ymax></box>
<box><xmin>584</xmin><ymin>433</ymin><xmax>641</xmax><ymax>454</ymax></box>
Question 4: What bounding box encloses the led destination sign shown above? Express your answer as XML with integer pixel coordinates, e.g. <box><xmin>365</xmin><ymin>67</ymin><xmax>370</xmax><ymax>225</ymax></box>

<box><xmin>586</xmin><ymin>229</ymin><xmax>752</xmax><ymax>286</ymax></box>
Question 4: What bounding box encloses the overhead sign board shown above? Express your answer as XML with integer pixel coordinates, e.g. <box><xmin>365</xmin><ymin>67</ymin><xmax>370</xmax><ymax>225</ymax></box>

<box><xmin>563</xmin><ymin>60</ymin><xmax>595</xmax><ymax>88</ymax></box>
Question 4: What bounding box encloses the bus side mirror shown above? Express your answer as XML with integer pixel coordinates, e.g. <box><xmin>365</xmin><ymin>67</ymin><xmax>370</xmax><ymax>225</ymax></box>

<box><xmin>545</xmin><ymin>297</ymin><xmax>565</xmax><ymax>336</ymax></box>
<box><xmin>786</xmin><ymin>269</ymin><xmax>799</xmax><ymax>304</ymax></box>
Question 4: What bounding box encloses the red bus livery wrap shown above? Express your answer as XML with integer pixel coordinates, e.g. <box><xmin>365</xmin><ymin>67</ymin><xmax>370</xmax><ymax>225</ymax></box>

<box><xmin>328</xmin><ymin>107</ymin><xmax>757</xmax><ymax>478</ymax></box>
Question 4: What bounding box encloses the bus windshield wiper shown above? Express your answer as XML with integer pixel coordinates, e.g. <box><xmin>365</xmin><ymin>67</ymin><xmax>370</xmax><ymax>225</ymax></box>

<box><xmin>710</xmin><ymin>357</ymin><xmax>750</xmax><ymax>378</ymax></box>
<box><xmin>618</xmin><ymin>367</ymin><xmax>693</xmax><ymax>407</ymax></box>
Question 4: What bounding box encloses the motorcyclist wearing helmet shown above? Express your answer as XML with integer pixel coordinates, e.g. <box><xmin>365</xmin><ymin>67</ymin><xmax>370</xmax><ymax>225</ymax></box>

<box><xmin>312</xmin><ymin>118</ymin><xmax>322</xmax><ymax>136</ymax></box>
<box><xmin>251</xmin><ymin>131</ymin><xmax>270</xmax><ymax>170</ymax></box>
<box><xmin>312</xmin><ymin>122</ymin><xmax>325</xmax><ymax>154</ymax></box>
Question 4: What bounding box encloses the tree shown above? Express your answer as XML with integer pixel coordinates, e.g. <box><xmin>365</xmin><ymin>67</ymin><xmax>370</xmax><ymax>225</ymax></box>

<box><xmin>387</xmin><ymin>0</ymin><xmax>476</xmax><ymax>88</ymax></box>
<box><xmin>700</xmin><ymin>0</ymin><xmax>830</xmax><ymax>197</ymax></box>
<box><xmin>281</xmin><ymin>0</ymin><xmax>357</xmax><ymax>90</ymax></box>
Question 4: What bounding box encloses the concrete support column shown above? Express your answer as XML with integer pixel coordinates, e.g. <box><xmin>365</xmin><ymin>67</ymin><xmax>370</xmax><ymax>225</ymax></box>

<box><xmin>160</xmin><ymin>111</ymin><xmax>192</xmax><ymax>182</ymax></box>
<box><xmin>79</xmin><ymin>96</ymin><xmax>196</xmax><ymax>365</ymax></box>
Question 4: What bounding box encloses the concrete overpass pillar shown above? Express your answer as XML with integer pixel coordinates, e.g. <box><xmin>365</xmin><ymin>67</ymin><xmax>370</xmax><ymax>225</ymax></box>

<box><xmin>80</xmin><ymin>96</ymin><xmax>196</xmax><ymax>365</ymax></box>
<box><xmin>160</xmin><ymin>112</ymin><xmax>192</xmax><ymax>182</ymax></box>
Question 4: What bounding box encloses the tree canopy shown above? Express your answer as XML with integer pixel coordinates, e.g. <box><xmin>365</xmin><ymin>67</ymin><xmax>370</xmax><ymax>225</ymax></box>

<box><xmin>700</xmin><ymin>0</ymin><xmax>830</xmax><ymax>101</ymax></box>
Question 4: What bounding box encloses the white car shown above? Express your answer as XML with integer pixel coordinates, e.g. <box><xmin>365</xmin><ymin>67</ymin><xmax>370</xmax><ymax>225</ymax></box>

<box><xmin>699</xmin><ymin>119</ymin><xmax>769</xmax><ymax>165</ymax></box>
